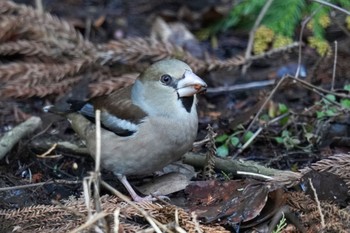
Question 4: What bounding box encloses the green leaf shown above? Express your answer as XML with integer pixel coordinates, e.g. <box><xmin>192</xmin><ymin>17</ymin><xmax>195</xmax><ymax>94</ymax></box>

<box><xmin>278</xmin><ymin>103</ymin><xmax>288</xmax><ymax>114</ymax></box>
<box><xmin>243</xmin><ymin>131</ymin><xmax>254</xmax><ymax>143</ymax></box>
<box><xmin>263</xmin><ymin>0</ymin><xmax>305</xmax><ymax>37</ymax></box>
<box><xmin>305</xmin><ymin>132</ymin><xmax>314</xmax><ymax>142</ymax></box>
<box><xmin>260</xmin><ymin>113</ymin><xmax>270</xmax><ymax>121</ymax></box>
<box><xmin>326</xmin><ymin>94</ymin><xmax>336</xmax><ymax>101</ymax></box>
<box><xmin>279</xmin><ymin>116</ymin><xmax>289</xmax><ymax>126</ymax></box>
<box><xmin>338</xmin><ymin>0</ymin><xmax>350</xmax><ymax>9</ymax></box>
<box><xmin>220</xmin><ymin>171</ymin><xmax>231</xmax><ymax>180</ymax></box>
<box><xmin>325</xmin><ymin>109</ymin><xmax>336</xmax><ymax>116</ymax></box>
<box><xmin>230</xmin><ymin>137</ymin><xmax>240</xmax><ymax>147</ymax></box>
<box><xmin>281</xmin><ymin>130</ymin><xmax>290</xmax><ymax>137</ymax></box>
<box><xmin>340</xmin><ymin>99</ymin><xmax>350</xmax><ymax>109</ymax></box>
<box><xmin>216</xmin><ymin>145</ymin><xmax>229</xmax><ymax>157</ymax></box>
<box><xmin>221</xmin><ymin>0</ymin><xmax>265</xmax><ymax>31</ymax></box>
<box><xmin>291</xmin><ymin>138</ymin><xmax>301</xmax><ymax>145</ymax></box>
<box><xmin>308</xmin><ymin>3</ymin><xmax>329</xmax><ymax>39</ymax></box>
<box><xmin>275</xmin><ymin>137</ymin><xmax>284</xmax><ymax>144</ymax></box>
<box><xmin>216</xmin><ymin>134</ymin><xmax>229</xmax><ymax>143</ymax></box>
<box><xmin>344</xmin><ymin>84</ymin><xmax>350</xmax><ymax>91</ymax></box>
<box><xmin>316</xmin><ymin>111</ymin><xmax>325</xmax><ymax>119</ymax></box>
<box><xmin>323</xmin><ymin>94</ymin><xmax>336</xmax><ymax>104</ymax></box>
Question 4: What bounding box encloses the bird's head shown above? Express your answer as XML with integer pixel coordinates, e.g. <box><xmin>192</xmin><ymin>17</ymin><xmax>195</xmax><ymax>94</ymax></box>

<box><xmin>132</xmin><ymin>59</ymin><xmax>207</xmax><ymax>116</ymax></box>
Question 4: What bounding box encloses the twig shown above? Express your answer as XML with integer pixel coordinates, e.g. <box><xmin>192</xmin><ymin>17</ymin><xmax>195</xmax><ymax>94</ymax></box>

<box><xmin>241</xmin><ymin>74</ymin><xmax>349</xmax><ymax>157</ymax></box>
<box><xmin>93</xmin><ymin>109</ymin><xmax>104</xmax><ymax>224</ymax></box>
<box><xmin>69</xmin><ymin>212</ymin><xmax>108</xmax><ymax>233</ymax></box>
<box><xmin>191</xmin><ymin>212</ymin><xmax>203</xmax><ymax>233</ymax></box>
<box><xmin>85</xmin><ymin>18</ymin><xmax>92</xmax><ymax>41</ymax></box>
<box><xmin>192</xmin><ymin>132</ymin><xmax>217</xmax><ymax>148</ymax></box>
<box><xmin>234</xmin><ymin>113</ymin><xmax>290</xmax><ymax>157</ymax></box>
<box><xmin>0</xmin><ymin>116</ymin><xmax>42</xmax><ymax>160</ymax></box>
<box><xmin>101</xmin><ymin>180</ymin><xmax>168</xmax><ymax>233</ymax></box>
<box><xmin>36</xmin><ymin>143</ymin><xmax>60</xmax><ymax>158</ymax></box>
<box><xmin>30</xmin><ymin>121</ymin><xmax>53</xmax><ymax>141</ymax></box>
<box><xmin>236</xmin><ymin>171</ymin><xmax>273</xmax><ymax>181</ymax></box>
<box><xmin>113</xmin><ymin>208</ymin><xmax>121</xmax><ymax>233</ymax></box>
<box><xmin>206</xmin><ymin>80</ymin><xmax>275</xmax><ymax>94</ymax></box>
<box><xmin>296</xmin><ymin>10</ymin><xmax>318</xmax><ymax>78</ymax></box>
<box><xmin>35</xmin><ymin>0</ymin><xmax>43</xmax><ymax>14</ymax></box>
<box><xmin>249</xmin><ymin>42</ymin><xmax>300</xmax><ymax>61</ymax></box>
<box><xmin>331</xmin><ymin>14</ymin><xmax>350</xmax><ymax>38</ymax></box>
<box><xmin>0</xmin><ymin>179</ymin><xmax>81</xmax><ymax>192</ymax></box>
<box><xmin>308</xmin><ymin>178</ymin><xmax>325</xmax><ymax>228</ymax></box>
<box><xmin>95</xmin><ymin>109</ymin><xmax>101</xmax><ymax>173</ymax></box>
<box><xmin>312</xmin><ymin>0</ymin><xmax>350</xmax><ymax>15</ymax></box>
<box><xmin>234</xmin><ymin>127</ymin><xmax>263</xmax><ymax>158</ymax></box>
<box><xmin>242</xmin><ymin>0</ymin><xmax>274</xmax><ymax>75</ymax></box>
<box><xmin>183</xmin><ymin>152</ymin><xmax>301</xmax><ymax>183</ymax></box>
<box><xmin>32</xmin><ymin>140</ymin><xmax>90</xmax><ymax>156</ymax></box>
<box><xmin>286</xmin><ymin>75</ymin><xmax>347</xmax><ymax>108</ymax></box>
<box><xmin>286</xmin><ymin>74</ymin><xmax>349</xmax><ymax>98</ymax></box>
<box><xmin>75</xmin><ymin>109</ymin><xmax>105</xmax><ymax>232</ymax></box>
<box><xmin>244</xmin><ymin>76</ymin><xmax>287</xmax><ymax>135</ymax></box>
<box><xmin>174</xmin><ymin>208</ymin><xmax>187</xmax><ymax>233</ymax></box>
<box><xmin>331</xmin><ymin>41</ymin><xmax>337</xmax><ymax>91</ymax></box>
<box><xmin>82</xmin><ymin>176</ymin><xmax>92</xmax><ymax>218</ymax></box>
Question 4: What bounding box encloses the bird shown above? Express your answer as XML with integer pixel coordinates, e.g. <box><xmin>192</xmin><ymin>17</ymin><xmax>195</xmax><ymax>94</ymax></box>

<box><xmin>45</xmin><ymin>59</ymin><xmax>207</xmax><ymax>201</ymax></box>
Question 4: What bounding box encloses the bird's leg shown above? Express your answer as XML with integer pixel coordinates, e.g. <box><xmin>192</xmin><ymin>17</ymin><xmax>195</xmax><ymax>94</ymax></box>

<box><xmin>116</xmin><ymin>174</ymin><xmax>155</xmax><ymax>202</ymax></box>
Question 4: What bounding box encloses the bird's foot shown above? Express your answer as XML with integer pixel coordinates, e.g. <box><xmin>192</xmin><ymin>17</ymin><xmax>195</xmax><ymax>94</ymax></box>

<box><xmin>132</xmin><ymin>192</ymin><xmax>170</xmax><ymax>202</ymax></box>
<box><xmin>150</xmin><ymin>192</ymin><xmax>171</xmax><ymax>202</ymax></box>
<box><xmin>117</xmin><ymin>174</ymin><xmax>170</xmax><ymax>202</ymax></box>
<box><xmin>132</xmin><ymin>194</ymin><xmax>155</xmax><ymax>202</ymax></box>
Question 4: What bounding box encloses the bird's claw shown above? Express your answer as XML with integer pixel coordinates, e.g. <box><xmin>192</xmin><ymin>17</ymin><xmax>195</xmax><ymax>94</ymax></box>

<box><xmin>133</xmin><ymin>192</ymin><xmax>170</xmax><ymax>202</ymax></box>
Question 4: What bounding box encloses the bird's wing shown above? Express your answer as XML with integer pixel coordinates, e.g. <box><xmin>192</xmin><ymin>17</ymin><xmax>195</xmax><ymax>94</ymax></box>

<box><xmin>75</xmin><ymin>86</ymin><xmax>147</xmax><ymax>136</ymax></box>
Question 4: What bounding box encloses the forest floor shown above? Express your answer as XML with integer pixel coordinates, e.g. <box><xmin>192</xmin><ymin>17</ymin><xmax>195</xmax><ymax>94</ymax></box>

<box><xmin>0</xmin><ymin>1</ymin><xmax>350</xmax><ymax>232</ymax></box>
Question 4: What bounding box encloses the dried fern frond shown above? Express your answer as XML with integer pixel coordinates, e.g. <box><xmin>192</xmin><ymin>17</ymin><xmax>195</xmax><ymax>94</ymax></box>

<box><xmin>98</xmin><ymin>38</ymin><xmax>207</xmax><ymax>71</ymax></box>
<box><xmin>0</xmin><ymin>40</ymin><xmax>93</xmax><ymax>61</ymax></box>
<box><xmin>0</xmin><ymin>1</ymin><xmax>97</xmax><ymax>99</ymax></box>
<box><xmin>0</xmin><ymin>0</ymin><xmax>246</xmax><ymax>99</ymax></box>
<box><xmin>0</xmin><ymin>1</ymin><xmax>94</xmax><ymax>53</ymax></box>
<box><xmin>0</xmin><ymin>60</ymin><xmax>90</xmax><ymax>84</ymax></box>
<box><xmin>89</xmin><ymin>73</ymin><xmax>137</xmax><ymax>97</ymax></box>
<box><xmin>287</xmin><ymin>191</ymin><xmax>350</xmax><ymax>232</ymax></box>
<box><xmin>0</xmin><ymin>15</ymin><xmax>22</xmax><ymax>42</ymax></box>
<box><xmin>0</xmin><ymin>195</ymin><xmax>229</xmax><ymax>233</ymax></box>
<box><xmin>0</xmin><ymin>60</ymin><xmax>94</xmax><ymax>98</ymax></box>
<box><xmin>301</xmin><ymin>153</ymin><xmax>350</xmax><ymax>194</ymax></box>
<box><xmin>1</xmin><ymin>77</ymin><xmax>82</xmax><ymax>98</ymax></box>
<box><xmin>98</xmin><ymin>38</ymin><xmax>246</xmax><ymax>73</ymax></box>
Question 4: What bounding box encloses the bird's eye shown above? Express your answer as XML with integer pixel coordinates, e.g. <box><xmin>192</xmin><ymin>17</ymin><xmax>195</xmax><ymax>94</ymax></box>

<box><xmin>160</xmin><ymin>74</ymin><xmax>172</xmax><ymax>85</ymax></box>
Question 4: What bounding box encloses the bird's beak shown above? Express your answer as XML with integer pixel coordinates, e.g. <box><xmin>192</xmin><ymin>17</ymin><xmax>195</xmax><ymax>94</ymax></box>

<box><xmin>176</xmin><ymin>70</ymin><xmax>207</xmax><ymax>97</ymax></box>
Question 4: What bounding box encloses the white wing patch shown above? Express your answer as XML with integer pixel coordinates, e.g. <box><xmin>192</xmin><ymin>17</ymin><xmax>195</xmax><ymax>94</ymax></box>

<box><xmin>80</xmin><ymin>103</ymin><xmax>139</xmax><ymax>135</ymax></box>
<box><xmin>101</xmin><ymin>111</ymin><xmax>139</xmax><ymax>133</ymax></box>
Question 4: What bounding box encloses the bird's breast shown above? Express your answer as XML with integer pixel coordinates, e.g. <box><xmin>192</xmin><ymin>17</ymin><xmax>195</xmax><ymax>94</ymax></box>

<box><xmin>97</xmin><ymin>113</ymin><xmax>198</xmax><ymax>176</ymax></box>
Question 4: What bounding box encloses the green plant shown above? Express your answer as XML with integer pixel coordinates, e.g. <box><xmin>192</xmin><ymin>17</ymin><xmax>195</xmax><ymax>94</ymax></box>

<box><xmin>316</xmin><ymin>90</ymin><xmax>350</xmax><ymax>119</ymax></box>
<box><xmin>316</xmin><ymin>94</ymin><xmax>338</xmax><ymax>118</ymax></box>
<box><xmin>213</xmin><ymin>0</ymin><xmax>350</xmax><ymax>56</ymax></box>
<box><xmin>272</xmin><ymin>213</ymin><xmax>287</xmax><ymax>233</ymax></box>
<box><xmin>216</xmin><ymin>88</ymin><xmax>350</xmax><ymax>153</ymax></box>
<box><xmin>344</xmin><ymin>84</ymin><xmax>350</xmax><ymax>91</ymax></box>
<box><xmin>215</xmin><ymin>101</ymin><xmax>294</xmax><ymax>155</ymax></box>
<box><xmin>270</xmin><ymin>103</ymin><xmax>290</xmax><ymax>125</ymax></box>
<box><xmin>275</xmin><ymin>129</ymin><xmax>301</xmax><ymax>150</ymax></box>
<box><xmin>215</xmin><ymin>126</ymin><xmax>254</xmax><ymax>157</ymax></box>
